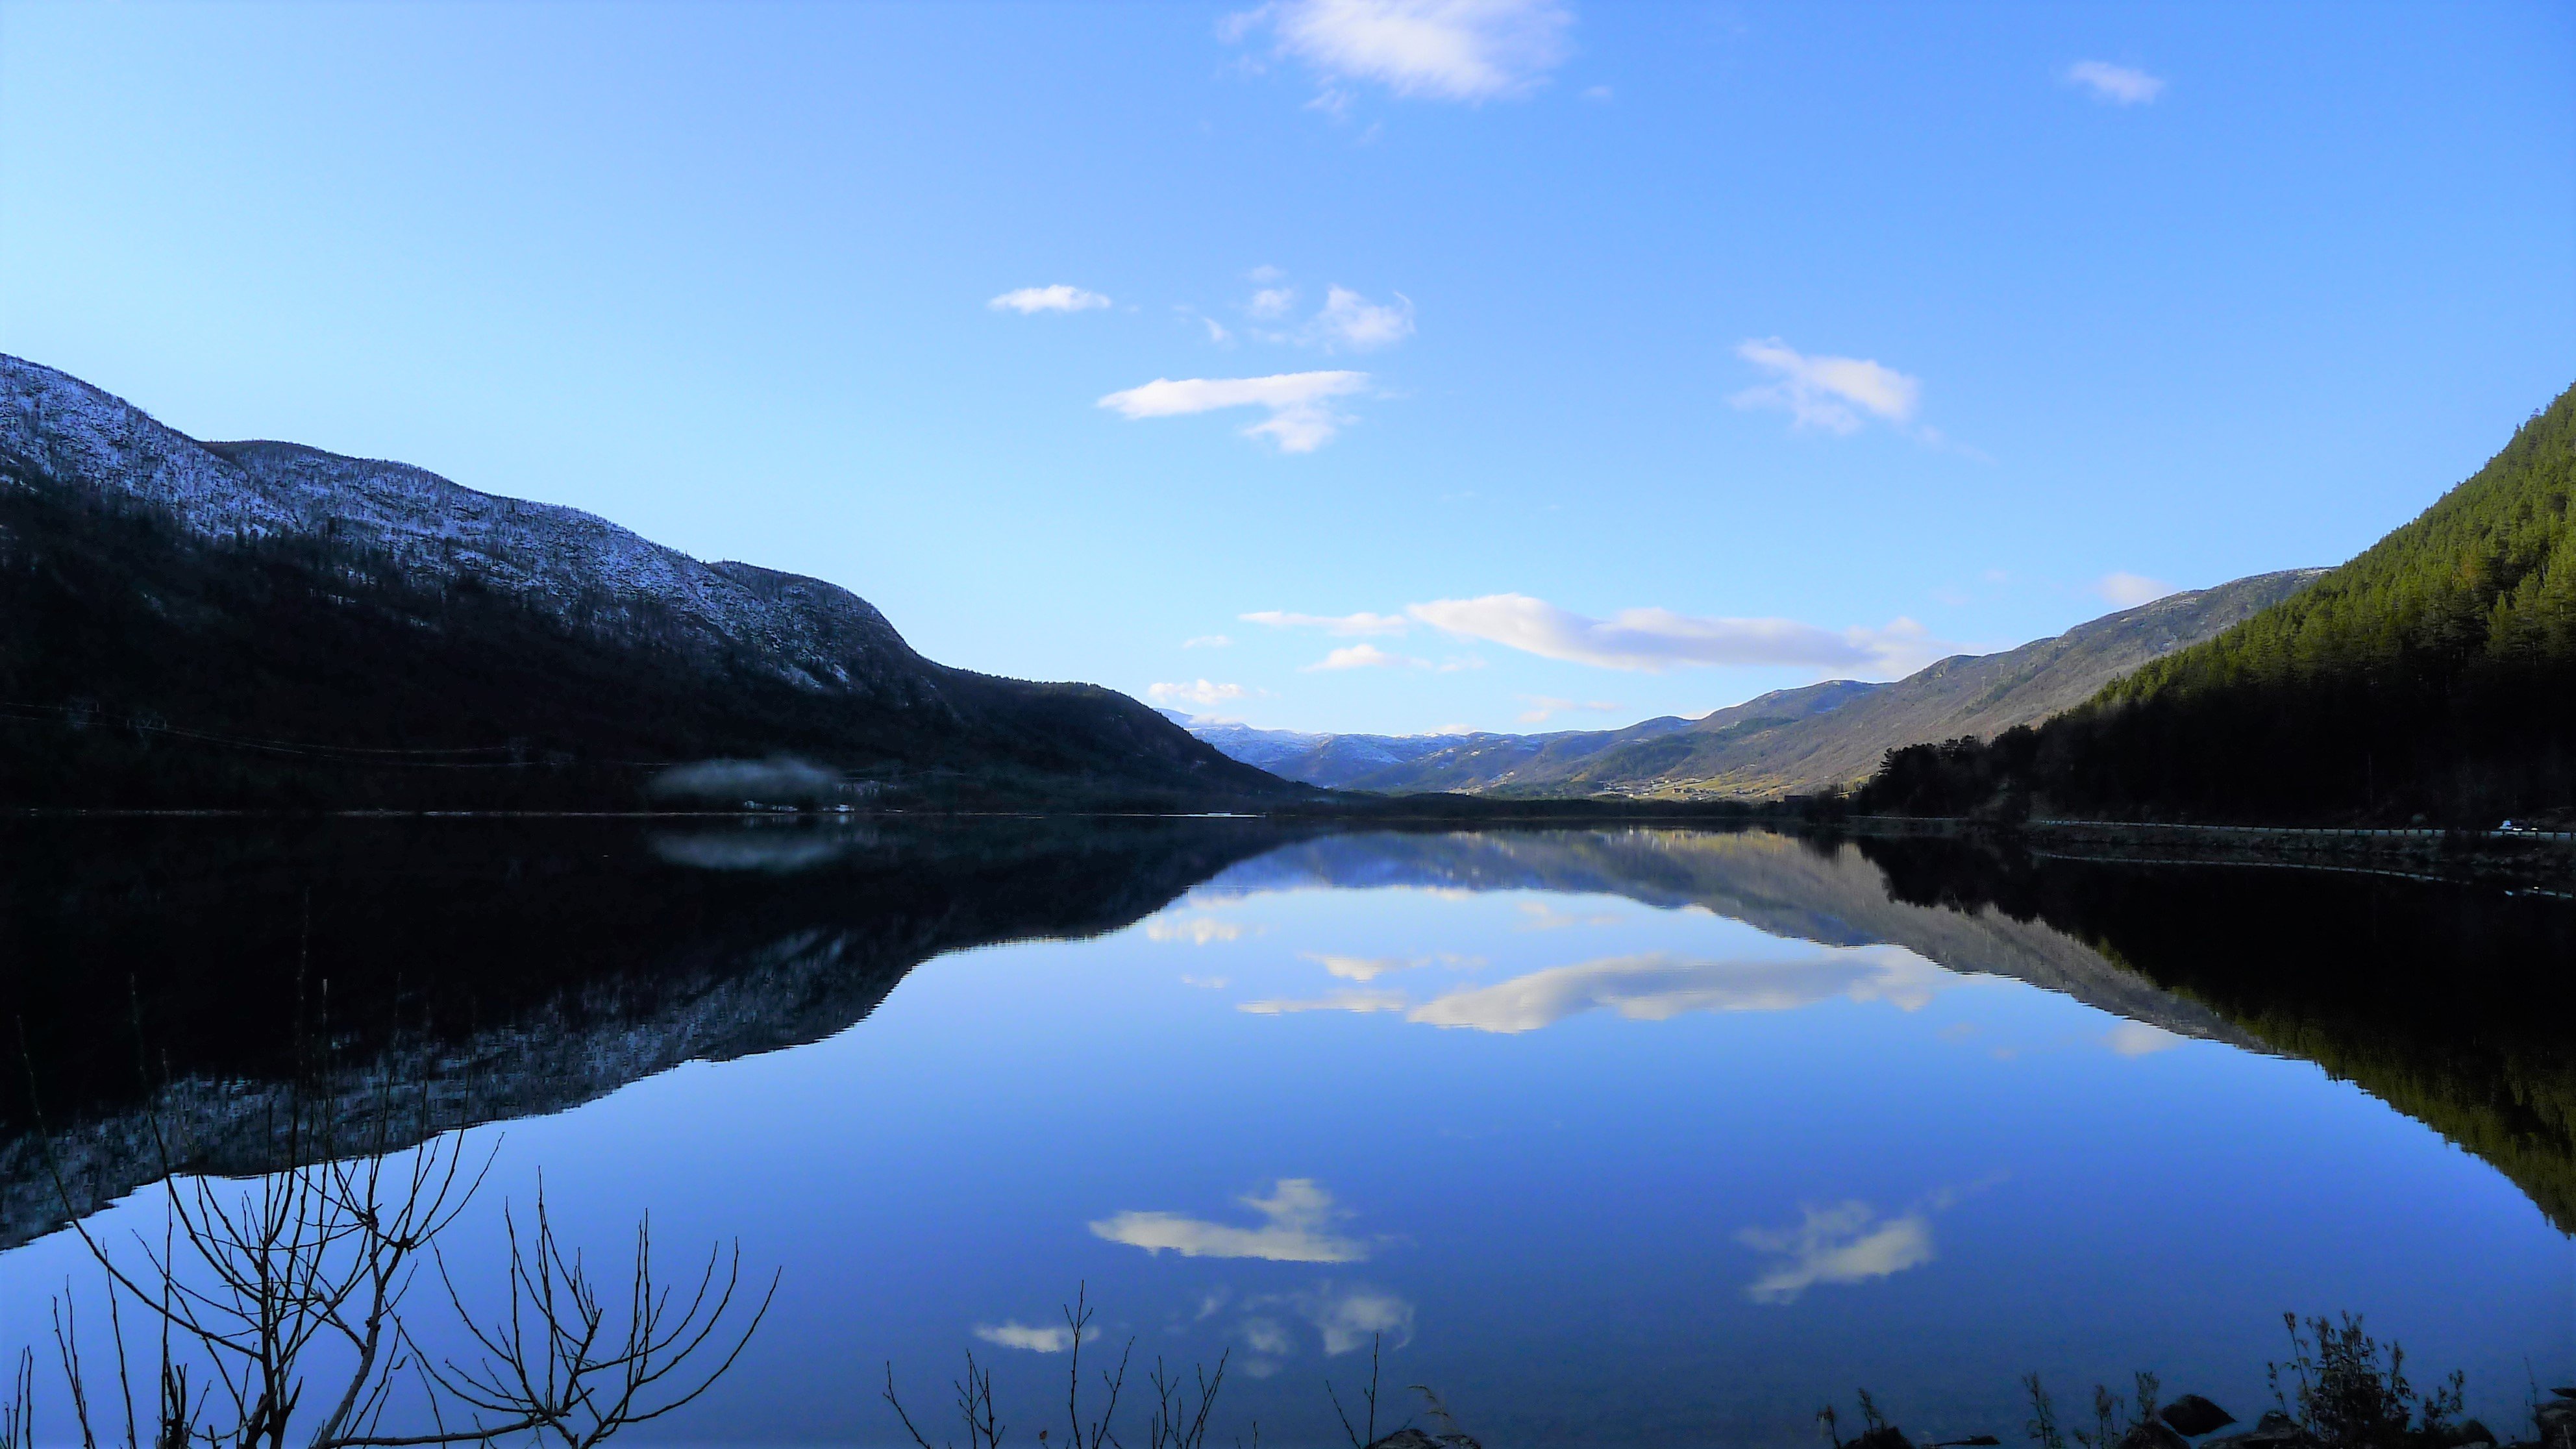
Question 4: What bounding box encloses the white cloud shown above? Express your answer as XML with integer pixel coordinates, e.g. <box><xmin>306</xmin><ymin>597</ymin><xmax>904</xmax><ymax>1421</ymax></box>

<box><xmin>1239</xmin><ymin>1317</ymin><xmax>1294</xmax><ymax>1356</ymax></box>
<box><xmin>1238</xmin><ymin>989</ymin><xmax>1409</xmax><ymax>1014</ymax></box>
<box><xmin>1407</xmin><ymin>593</ymin><xmax>1950</xmax><ymax>676</ymax></box>
<box><xmin>1313</xmin><ymin>286</ymin><xmax>1415</xmax><ymax>350</ymax></box>
<box><xmin>973</xmin><ymin>1321</ymin><xmax>1099</xmax><ymax>1352</ymax></box>
<box><xmin>2105</xmin><ymin>1021</ymin><xmax>2182</xmax><ymax>1056</ymax></box>
<box><xmin>1203</xmin><ymin>316</ymin><xmax>1235</xmax><ymax>343</ymax></box>
<box><xmin>1731</xmin><ymin>338</ymin><xmax>1922</xmax><ymax>434</ymax></box>
<box><xmin>2066</xmin><ymin>60</ymin><xmax>2165</xmax><ymax>105</ymax></box>
<box><xmin>1248</xmin><ymin>264</ymin><xmax>1287</xmax><ymax>284</ymax></box>
<box><xmin>1404</xmin><ymin>947</ymin><xmax>1951</xmax><ymax>1034</ymax></box>
<box><xmin>1303</xmin><ymin>643</ymin><xmax>1428</xmax><ymax>671</ymax></box>
<box><xmin>1249</xmin><ymin>286</ymin><xmax>1300</xmax><ymax>319</ymax></box>
<box><xmin>1090</xmin><ymin>1179</ymin><xmax>1368</xmax><ymax>1263</ymax></box>
<box><xmin>1099</xmin><ymin>371</ymin><xmax>1371</xmax><ymax>452</ymax></box>
<box><xmin>1148</xmin><ymin>679</ymin><xmax>1254</xmax><ymax>707</ymax></box>
<box><xmin>1306</xmin><ymin>952</ymin><xmax>1414</xmax><ymax>981</ymax></box>
<box><xmin>1293</xmin><ymin>1283</ymin><xmax>1415</xmax><ymax>1355</ymax></box>
<box><xmin>1238</xmin><ymin>0</ymin><xmax>1574</xmax><ymax>102</ymax></box>
<box><xmin>1146</xmin><ymin>915</ymin><xmax>1248</xmax><ymax>945</ymax></box>
<box><xmin>2094</xmin><ymin>572</ymin><xmax>2176</xmax><ymax>608</ymax></box>
<box><xmin>989</xmin><ymin>284</ymin><xmax>1111</xmax><ymax>314</ymax></box>
<box><xmin>1241</xmin><ymin>610</ymin><xmax>1411</xmax><ymax>636</ymax></box>
<box><xmin>1183</xmin><ymin>634</ymin><xmax>1235</xmax><ymax>649</ymax></box>
<box><xmin>1739</xmin><ymin>1202</ymin><xmax>1935</xmax><ymax>1305</ymax></box>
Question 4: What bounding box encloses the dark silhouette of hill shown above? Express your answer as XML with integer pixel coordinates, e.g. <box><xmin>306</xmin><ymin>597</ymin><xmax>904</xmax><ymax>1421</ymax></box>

<box><xmin>0</xmin><ymin>354</ymin><xmax>1294</xmax><ymax>810</ymax></box>
<box><xmin>1861</xmin><ymin>383</ymin><xmax>2576</xmax><ymax>824</ymax></box>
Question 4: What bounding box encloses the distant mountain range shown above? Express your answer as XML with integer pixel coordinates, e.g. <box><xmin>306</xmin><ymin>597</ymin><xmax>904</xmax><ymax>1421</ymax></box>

<box><xmin>1174</xmin><ymin>570</ymin><xmax>2319</xmax><ymax>798</ymax></box>
<box><xmin>0</xmin><ymin>354</ymin><xmax>1293</xmax><ymax>808</ymax></box>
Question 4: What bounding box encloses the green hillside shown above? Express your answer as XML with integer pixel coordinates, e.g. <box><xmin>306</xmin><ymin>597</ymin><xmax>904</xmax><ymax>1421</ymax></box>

<box><xmin>1862</xmin><ymin>382</ymin><xmax>2576</xmax><ymax>823</ymax></box>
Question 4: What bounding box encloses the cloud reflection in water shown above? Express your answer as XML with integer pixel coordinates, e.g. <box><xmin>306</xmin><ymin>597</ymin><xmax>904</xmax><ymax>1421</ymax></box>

<box><xmin>971</xmin><ymin>1320</ymin><xmax>1096</xmax><ymax>1352</ymax></box>
<box><xmin>1738</xmin><ymin>1201</ymin><xmax>1935</xmax><ymax>1304</ymax></box>
<box><xmin>1090</xmin><ymin>1179</ymin><xmax>1367</xmax><ymax>1263</ymax></box>
<box><xmin>1237</xmin><ymin>946</ymin><xmax>1955</xmax><ymax>1034</ymax></box>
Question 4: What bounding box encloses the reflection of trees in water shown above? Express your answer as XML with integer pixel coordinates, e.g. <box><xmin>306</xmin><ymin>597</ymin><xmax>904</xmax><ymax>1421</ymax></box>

<box><xmin>8</xmin><ymin>815</ymin><xmax>2567</xmax><ymax>1257</ymax></box>
<box><xmin>1852</xmin><ymin>834</ymin><xmax>2576</xmax><ymax>1232</ymax></box>
<box><xmin>0</xmin><ymin>815</ymin><xmax>1298</xmax><ymax>1250</ymax></box>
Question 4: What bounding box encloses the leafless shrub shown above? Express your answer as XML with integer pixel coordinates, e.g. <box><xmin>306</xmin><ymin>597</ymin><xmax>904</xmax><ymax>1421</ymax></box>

<box><xmin>887</xmin><ymin>1285</ymin><xmax>1250</xmax><ymax>1449</ymax></box>
<box><xmin>10</xmin><ymin>984</ymin><xmax>773</xmax><ymax>1449</ymax></box>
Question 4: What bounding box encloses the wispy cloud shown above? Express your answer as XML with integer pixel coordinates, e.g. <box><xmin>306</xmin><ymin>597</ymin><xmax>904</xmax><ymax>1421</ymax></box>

<box><xmin>1731</xmin><ymin>338</ymin><xmax>1922</xmax><ymax>435</ymax></box>
<box><xmin>1230</xmin><ymin>0</ymin><xmax>1574</xmax><ymax>103</ymax></box>
<box><xmin>1239</xmin><ymin>1317</ymin><xmax>1293</xmax><ymax>1356</ymax></box>
<box><xmin>1739</xmin><ymin>1202</ymin><xmax>1935</xmax><ymax>1305</ymax></box>
<box><xmin>1293</xmin><ymin>1283</ymin><xmax>1414</xmax><ymax>1355</ymax></box>
<box><xmin>1146</xmin><ymin>914</ymin><xmax>1248</xmax><ymax>945</ymax></box>
<box><xmin>989</xmin><ymin>284</ymin><xmax>1111</xmax><ymax>314</ymax></box>
<box><xmin>1407</xmin><ymin>593</ymin><xmax>1948</xmax><ymax>676</ymax></box>
<box><xmin>1099</xmin><ymin>371</ymin><xmax>1371</xmax><ymax>452</ymax></box>
<box><xmin>1307</xmin><ymin>953</ymin><xmax>1413</xmax><ymax>982</ymax></box>
<box><xmin>1148</xmin><ymin>679</ymin><xmax>1254</xmax><ymax>708</ymax></box>
<box><xmin>2066</xmin><ymin>60</ymin><xmax>2165</xmax><ymax>105</ymax></box>
<box><xmin>1313</xmin><ymin>286</ymin><xmax>1415</xmax><ymax>350</ymax></box>
<box><xmin>2105</xmin><ymin>1021</ymin><xmax>2182</xmax><ymax>1056</ymax></box>
<box><xmin>1238</xmin><ymin>989</ymin><xmax>1409</xmax><ymax>1014</ymax></box>
<box><xmin>2093</xmin><ymin>572</ymin><xmax>2175</xmax><ymax>608</ymax></box>
<box><xmin>1183</xmin><ymin>634</ymin><xmax>1235</xmax><ymax>649</ymax></box>
<box><xmin>1233</xmin><ymin>276</ymin><xmax>1417</xmax><ymax>353</ymax></box>
<box><xmin>1090</xmin><ymin>1179</ymin><xmax>1368</xmax><ymax>1263</ymax></box>
<box><xmin>973</xmin><ymin>1321</ymin><xmax>1099</xmax><ymax>1352</ymax></box>
<box><xmin>1242</xmin><ymin>610</ymin><xmax>1412</xmax><ymax>636</ymax></box>
<box><xmin>1404</xmin><ymin>947</ymin><xmax>1951</xmax><ymax>1034</ymax></box>
<box><xmin>1303</xmin><ymin>643</ymin><xmax>1429</xmax><ymax>671</ymax></box>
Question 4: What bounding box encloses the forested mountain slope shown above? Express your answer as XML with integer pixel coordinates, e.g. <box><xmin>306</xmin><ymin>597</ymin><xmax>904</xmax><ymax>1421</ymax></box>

<box><xmin>0</xmin><ymin>354</ymin><xmax>1293</xmax><ymax>809</ymax></box>
<box><xmin>1863</xmin><ymin>384</ymin><xmax>2576</xmax><ymax>824</ymax></box>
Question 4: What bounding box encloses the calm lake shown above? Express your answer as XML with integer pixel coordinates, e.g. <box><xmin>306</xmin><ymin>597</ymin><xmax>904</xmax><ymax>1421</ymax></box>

<box><xmin>1</xmin><ymin>819</ymin><xmax>2570</xmax><ymax>1448</ymax></box>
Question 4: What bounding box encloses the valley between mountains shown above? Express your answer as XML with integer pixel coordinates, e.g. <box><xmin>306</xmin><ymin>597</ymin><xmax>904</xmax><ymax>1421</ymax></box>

<box><xmin>1171</xmin><ymin>569</ymin><xmax>2318</xmax><ymax>799</ymax></box>
<box><xmin>5</xmin><ymin>351</ymin><xmax>2570</xmax><ymax>826</ymax></box>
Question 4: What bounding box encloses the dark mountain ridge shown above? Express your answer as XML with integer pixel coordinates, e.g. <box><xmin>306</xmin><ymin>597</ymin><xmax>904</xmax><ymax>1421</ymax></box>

<box><xmin>1862</xmin><ymin>382</ymin><xmax>2576</xmax><ymax>824</ymax></box>
<box><xmin>0</xmin><ymin>354</ymin><xmax>1293</xmax><ymax>808</ymax></box>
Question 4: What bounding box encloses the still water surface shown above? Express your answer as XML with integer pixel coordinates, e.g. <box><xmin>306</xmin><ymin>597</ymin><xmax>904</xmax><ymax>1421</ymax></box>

<box><xmin>1</xmin><ymin>821</ymin><xmax>2569</xmax><ymax>1446</ymax></box>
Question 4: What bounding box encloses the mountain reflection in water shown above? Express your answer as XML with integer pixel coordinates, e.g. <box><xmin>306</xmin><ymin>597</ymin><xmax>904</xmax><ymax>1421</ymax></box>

<box><xmin>0</xmin><ymin>819</ymin><xmax>2568</xmax><ymax>1446</ymax></box>
<box><xmin>4</xmin><ymin>821</ymin><xmax>2571</xmax><ymax>1237</ymax></box>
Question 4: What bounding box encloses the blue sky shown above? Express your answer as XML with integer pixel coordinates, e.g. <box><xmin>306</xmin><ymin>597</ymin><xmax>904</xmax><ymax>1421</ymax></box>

<box><xmin>3</xmin><ymin>1</ymin><xmax>2570</xmax><ymax>734</ymax></box>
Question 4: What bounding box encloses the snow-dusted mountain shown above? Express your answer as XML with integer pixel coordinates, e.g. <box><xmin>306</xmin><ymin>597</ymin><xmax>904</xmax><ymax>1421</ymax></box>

<box><xmin>2</xmin><ymin>356</ymin><xmax>930</xmax><ymax>697</ymax></box>
<box><xmin>1154</xmin><ymin>711</ymin><xmax>1496</xmax><ymax>784</ymax></box>
<box><xmin>0</xmin><ymin>354</ymin><xmax>1289</xmax><ymax>807</ymax></box>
